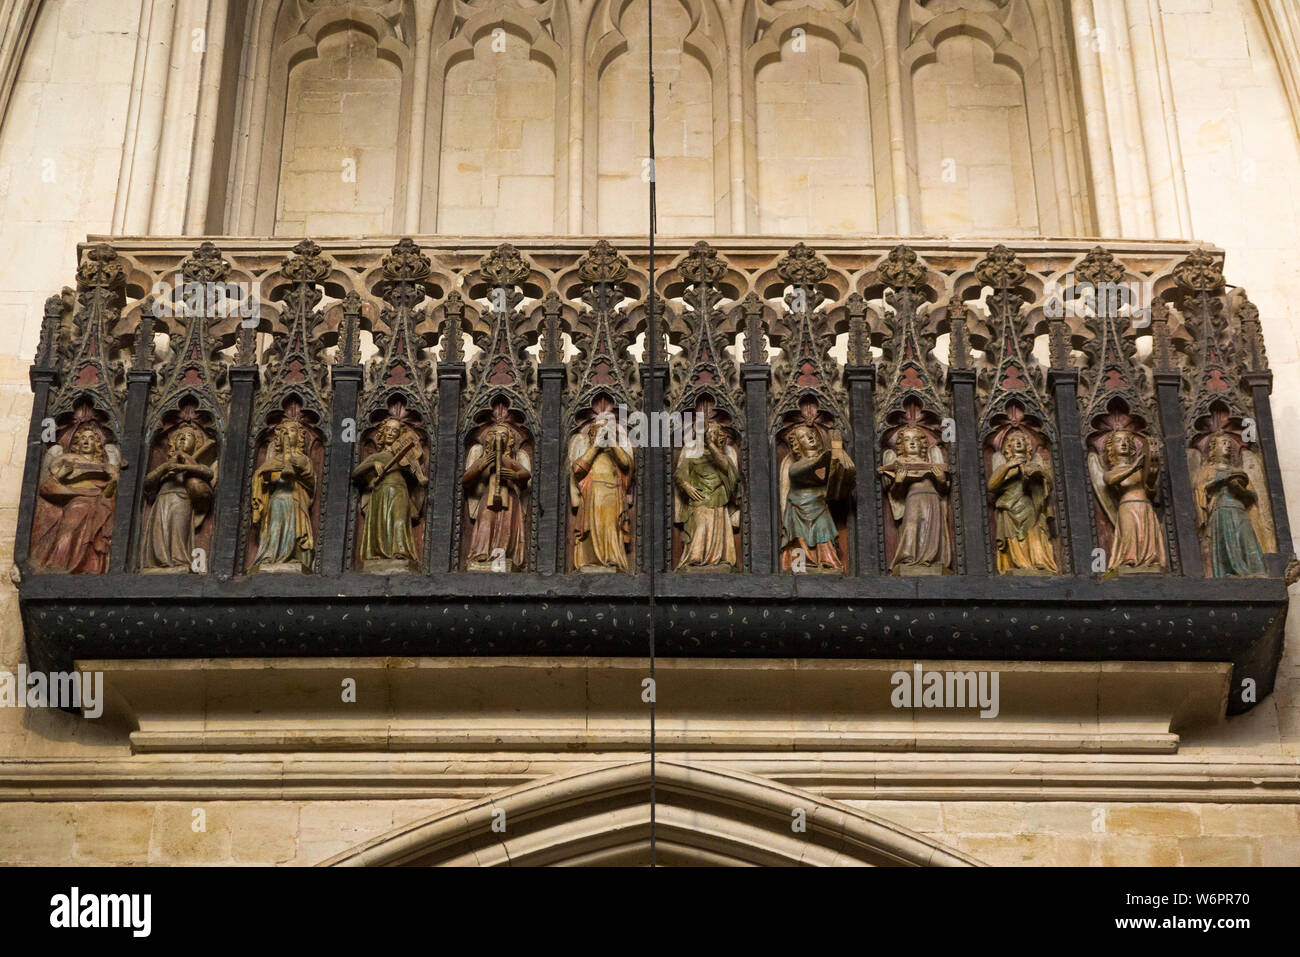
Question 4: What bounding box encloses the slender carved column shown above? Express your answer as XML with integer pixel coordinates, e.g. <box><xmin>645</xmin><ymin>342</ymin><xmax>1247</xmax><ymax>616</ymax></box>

<box><xmin>947</xmin><ymin>364</ymin><xmax>988</xmax><ymax>577</ymax></box>
<box><xmin>109</xmin><ymin>314</ymin><xmax>157</xmax><ymax>574</ymax></box>
<box><xmin>640</xmin><ymin>308</ymin><xmax>670</xmax><ymax>575</ymax></box>
<box><xmin>1152</xmin><ymin>368</ymin><xmax>1200</xmax><ymax>576</ymax></box>
<box><xmin>321</xmin><ymin>293</ymin><xmax>363</xmax><ymax>576</ymax></box>
<box><xmin>1237</xmin><ymin>299</ymin><xmax>1293</xmax><ymax>568</ymax></box>
<box><xmin>536</xmin><ymin>294</ymin><xmax>566</xmax><ymax>575</ymax></box>
<box><xmin>15</xmin><ymin>296</ymin><xmax>63</xmax><ymax>571</ymax></box>
<box><xmin>737</xmin><ymin>293</ymin><xmax>774</xmax><ymax>575</ymax></box>
<box><xmin>212</xmin><ymin>324</ymin><xmax>258</xmax><ymax>579</ymax></box>
<box><xmin>843</xmin><ymin>295</ymin><xmax>879</xmax><ymax>577</ymax></box>
<box><xmin>1046</xmin><ymin>307</ymin><xmax>1093</xmax><ymax>576</ymax></box>
<box><xmin>428</xmin><ymin>295</ymin><xmax>468</xmax><ymax>574</ymax></box>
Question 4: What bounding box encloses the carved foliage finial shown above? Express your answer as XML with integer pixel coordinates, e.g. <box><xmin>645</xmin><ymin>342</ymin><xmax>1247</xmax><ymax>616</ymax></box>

<box><xmin>480</xmin><ymin>243</ymin><xmax>531</xmax><ymax>289</ymax></box>
<box><xmin>776</xmin><ymin>242</ymin><xmax>828</xmax><ymax>287</ymax></box>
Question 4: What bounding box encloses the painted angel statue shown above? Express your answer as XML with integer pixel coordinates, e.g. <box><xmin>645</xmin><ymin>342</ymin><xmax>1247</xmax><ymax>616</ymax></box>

<box><xmin>568</xmin><ymin>398</ymin><xmax>635</xmax><ymax>573</ymax></box>
<box><xmin>881</xmin><ymin>425</ymin><xmax>952</xmax><ymax>575</ymax></box>
<box><xmin>1190</xmin><ymin>432</ymin><xmax>1272</xmax><ymax>577</ymax></box>
<box><xmin>462</xmin><ymin>403</ymin><xmax>532</xmax><ymax>572</ymax></box>
<box><xmin>1087</xmin><ymin>428</ymin><xmax>1167</xmax><ymax>573</ymax></box>
<box><xmin>140</xmin><ymin>422</ymin><xmax>218</xmax><ymax>573</ymax></box>
<box><xmin>674</xmin><ymin>420</ymin><xmax>741</xmax><ymax>571</ymax></box>
<box><xmin>779</xmin><ymin>423</ymin><xmax>856</xmax><ymax>573</ymax></box>
<box><xmin>29</xmin><ymin>425</ymin><xmax>121</xmax><ymax>574</ymax></box>
<box><xmin>987</xmin><ymin>428</ymin><xmax>1058</xmax><ymax>574</ymax></box>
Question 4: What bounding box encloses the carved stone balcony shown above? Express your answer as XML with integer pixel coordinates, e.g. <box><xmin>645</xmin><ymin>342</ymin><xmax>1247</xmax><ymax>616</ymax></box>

<box><xmin>15</xmin><ymin>235</ymin><xmax>1294</xmax><ymax>715</ymax></box>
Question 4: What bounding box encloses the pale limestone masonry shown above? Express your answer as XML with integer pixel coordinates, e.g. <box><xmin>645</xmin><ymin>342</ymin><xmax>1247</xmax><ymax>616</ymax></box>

<box><xmin>0</xmin><ymin>0</ymin><xmax>1298</xmax><ymax>864</ymax></box>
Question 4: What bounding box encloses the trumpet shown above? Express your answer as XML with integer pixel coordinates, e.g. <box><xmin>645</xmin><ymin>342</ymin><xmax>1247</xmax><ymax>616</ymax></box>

<box><xmin>486</xmin><ymin>428</ymin><xmax>507</xmax><ymax>510</ymax></box>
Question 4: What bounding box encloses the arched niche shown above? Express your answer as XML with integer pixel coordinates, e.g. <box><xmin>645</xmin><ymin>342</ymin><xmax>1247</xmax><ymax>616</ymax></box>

<box><xmin>227</xmin><ymin>0</ymin><xmax>415</xmax><ymax>235</ymax></box>
<box><xmin>900</xmin><ymin>0</ymin><xmax>1091</xmax><ymax>236</ymax></box>
<box><xmin>588</xmin><ymin>0</ymin><xmax>730</xmax><ymax>235</ymax></box>
<box><xmin>425</xmin><ymin>4</ymin><xmax>568</xmax><ymax>234</ymax></box>
<box><xmin>744</xmin><ymin>7</ymin><xmax>893</xmax><ymax>235</ymax></box>
<box><xmin>276</xmin><ymin>22</ymin><xmax>406</xmax><ymax>235</ymax></box>
<box><xmin>911</xmin><ymin>30</ymin><xmax>1038</xmax><ymax>235</ymax></box>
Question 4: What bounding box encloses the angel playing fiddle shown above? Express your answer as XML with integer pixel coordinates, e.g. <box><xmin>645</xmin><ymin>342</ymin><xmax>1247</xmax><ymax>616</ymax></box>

<box><xmin>352</xmin><ymin>416</ymin><xmax>426</xmax><ymax>572</ymax></box>
<box><xmin>29</xmin><ymin>425</ymin><xmax>120</xmax><ymax>574</ymax></box>
<box><xmin>140</xmin><ymin>422</ymin><xmax>217</xmax><ymax>572</ymax></box>
<box><xmin>1088</xmin><ymin>428</ymin><xmax>1168</xmax><ymax>573</ymax></box>
<box><xmin>1193</xmin><ymin>432</ymin><xmax>1268</xmax><ymax>578</ymax></box>
<box><xmin>779</xmin><ymin>423</ymin><xmax>856</xmax><ymax>573</ymax></box>
<box><xmin>462</xmin><ymin>403</ymin><xmax>532</xmax><ymax>572</ymax></box>
<box><xmin>880</xmin><ymin>425</ymin><xmax>953</xmax><ymax>575</ymax></box>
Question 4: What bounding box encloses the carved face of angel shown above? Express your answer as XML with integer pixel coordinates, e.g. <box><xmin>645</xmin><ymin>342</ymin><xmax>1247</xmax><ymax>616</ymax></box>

<box><xmin>789</xmin><ymin>425</ymin><xmax>821</xmax><ymax>459</ymax></box>
<box><xmin>69</xmin><ymin>427</ymin><xmax>101</xmax><ymax>458</ymax></box>
<box><xmin>1003</xmin><ymin>430</ymin><xmax>1032</xmax><ymax>461</ymax></box>
<box><xmin>376</xmin><ymin>418</ymin><xmax>402</xmax><ymax>449</ymax></box>
<box><xmin>274</xmin><ymin>420</ymin><xmax>304</xmax><ymax>456</ymax></box>
<box><xmin>483</xmin><ymin>423</ymin><xmax>515</xmax><ymax>454</ymax></box>
<box><xmin>1208</xmin><ymin>433</ymin><xmax>1236</xmax><ymax>465</ymax></box>
<box><xmin>1105</xmin><ymin>429</ymin><xmax>1137</xmax><ymax>466</ymax></box>
<box><xmin>898</xmin><ymin>427</ymin><xmax>927</xmax><ymax>459</ymax></box>
<box><xmin>169</xmin><ymin>425</ymin><xmax>200</xmax><ymax>456</ymax></box>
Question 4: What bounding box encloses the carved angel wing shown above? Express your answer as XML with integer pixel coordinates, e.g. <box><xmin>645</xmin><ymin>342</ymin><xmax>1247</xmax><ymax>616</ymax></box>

<box><xmin>1187</xmin><ymin>446</ymin><xmax>1207</xmax><ymax>532</ymax></box>
<box><xmin>567</xmin><ymin>430</ymin><xmax>589</xmax><ymax>513</ymax></box>
<box><xmin>881</xmin><ymin>447</ymin><xmax>905</xmax><ymax>523</ymax></box>
<box><xmin>1087</xmin><ymin>450</ymin><xmax>1118</xmax><ymax>529</ymax></box>
<box><xmin>1241</xmin><ymin>447</ymin><xmax>1277</xmax><ymax>553</ymax></box>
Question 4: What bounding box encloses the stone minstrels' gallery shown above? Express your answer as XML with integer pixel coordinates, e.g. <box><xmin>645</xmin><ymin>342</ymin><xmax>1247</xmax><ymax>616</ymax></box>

<box><xmin>0</xmin><ymin>0</ymin><xmax>1299</xmax><ymax>867</ymax></box>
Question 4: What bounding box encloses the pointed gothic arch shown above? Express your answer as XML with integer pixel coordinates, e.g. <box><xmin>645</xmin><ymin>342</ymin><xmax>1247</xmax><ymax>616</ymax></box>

<box><xmin>321</xmin><ymin>759</ymin><xmax>982</xmax><ymax>866</ymax></box>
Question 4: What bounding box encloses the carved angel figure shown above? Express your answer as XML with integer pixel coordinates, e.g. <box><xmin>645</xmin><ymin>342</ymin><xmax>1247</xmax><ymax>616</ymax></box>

<box><xmin>674</xmin><ymin>420</ymin><xmax>741</xmax><ymax>571</ymax></box>
<box><xmin>462</xmin><ymin>403</ymin><xmax>532</xmax><ymax>572</ymax></box>
<box><xmin>352</xmin><ymin>416</ymin><xmax>426</xmax><ymax>572</ymax></box>
<box><xmin>140</xmin><ymin>423</ymin><xmax>217</xmax><ymax>572</ymax></box>
<box><xmin>1193</xmin><ymin>432</ymin><xmax>1268</xmax><ymax>578</ymax></box>
<box><xmin>780</xmin><ymin>423</ymin><xmax>856</xmax><ymax>573</ymax></box>
<box><xmin>250</xmin><ymin>418</ymin><xmax>316</xmax><ymax>573</ymax></box>
<box><xmin>1088</xmin><ymin>428</ymin><xmax>1167</xmax><ymax>573</ymax></box>
<box><xmin>881</xmin><ymin>425</ymin><xmax>952</xmax><ymax>575</ymax></box>
<box><xmin>569</xmin><ymin>398</ymin><xmax>635</xmax><ymax>573</ymax></box>
<box><xmin>30</xmin><ymin>426</ymin><xmax>120</xmax><ymax>574</ymax></box>
<box><xmin>987</xmin><ymin>428</ymin><xmax>1058</xmax><ymax>574</ymax></box>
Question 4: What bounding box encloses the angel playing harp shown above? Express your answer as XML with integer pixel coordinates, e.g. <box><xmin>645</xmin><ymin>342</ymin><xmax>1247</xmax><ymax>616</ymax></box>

<box><xmin>779</xmin><ymin>424</ymin><xmax>856</xmax><ymax>573</ymax></box>
<box><xmin>29</xmin><ymin>425</ymin><xmax>121</xmax><ymax>574</ymax></box>
<box><xmin>880</xmin><ymin>425</ymin><xmax>952</xmax><ymax>575</ymax></box>
<box><xmin>987</xmin><ymin>428</ymin><xmax>1059</xmax><ymax>574</ymax></box>
<box><xmin>352</xmin><ymin>416</ymin><xmax>426</xmax><ymax>571</ymax></box>
<box><xmin>674</xmin><ymin>420</ymin><xmax>741</xmax><ymax>572</ymax></box>
<box><xmin>462</xmin><ymin>404</ymin><xmax>532</xmax><ymax>572</ymax></box>
<box><xmin>1191</xmin><ymin>432</ymin><xmax>1270</xmax><ymax>578</ymax></box>
<box><xmin>1088</xmin><ymin>428</ymin><xmax>1167</xmax><ymax>573</ymax></box>
<box><xmin>140</xmin><ymin>422</ymin><xmax>217</xmax><ymax>572</ymax></box>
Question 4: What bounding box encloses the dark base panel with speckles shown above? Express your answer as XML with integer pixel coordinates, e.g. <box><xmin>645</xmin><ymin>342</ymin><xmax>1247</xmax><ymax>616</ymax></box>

<box><xmin>20</xmin><ymin>571</ymin><xmax>1287</xmax><ymax>715</ymax></box>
